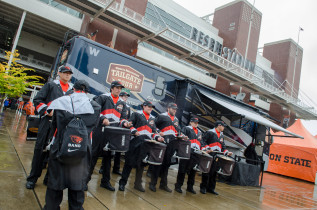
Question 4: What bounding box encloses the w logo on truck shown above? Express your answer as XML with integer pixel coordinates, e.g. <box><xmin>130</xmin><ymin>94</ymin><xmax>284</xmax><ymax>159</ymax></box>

<box><xmin>89</xmin><ymin>47</ymin><xmax>100</xmax><ymax>56</ymax></box>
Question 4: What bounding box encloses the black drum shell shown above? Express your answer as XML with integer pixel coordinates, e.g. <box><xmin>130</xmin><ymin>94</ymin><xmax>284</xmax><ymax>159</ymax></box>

<box><xmin>193</xmin><ymin>151</ymin><xmax>214</xmax><ymax>173</ymax></box>
<box><xmin>103</xmin><ymin>126</ymin><xmax>131</xmax><ymax>152</ymax></box>
<box><xmin>27</xmin><ymin>115</ymin><xmax>41</xmax><ymax>133</ymax></box>
<box><xmin>145</xmin><ymin>141</ymin><xmax>167</xmax><ymax>165</ymax></box>
<box><xmin>175</xmin><ymin>140</ymin><xmax>191</xmax><ymax>159</ymax></box>
<box><xmin>216</xmin><ymin>155</ymin><xmax>235</xmax><ymax>176</ymax></box>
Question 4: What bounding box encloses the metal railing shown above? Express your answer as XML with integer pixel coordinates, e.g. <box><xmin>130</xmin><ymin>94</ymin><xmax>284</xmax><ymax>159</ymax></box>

<box><xmin>39</xmin><ymin>0</ymin><xmax>83</xmax><ymax>18</ymax></box>
<box><xmin>0</xmin><ymin>48</ymin><xmax>51</xmax><ymax>72</ymax></box>
<box><xmin>90</xmin><ymin>0</ymin><xmax>317</xmax><ymax>117</ymax></box>
<box><xmin>140</xmin><ymin>42</ymin><xmax>216</xmax><ymax>77</ymax></box>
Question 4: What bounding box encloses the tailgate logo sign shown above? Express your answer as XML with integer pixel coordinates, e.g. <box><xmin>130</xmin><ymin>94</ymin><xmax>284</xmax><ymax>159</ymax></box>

<box><xmin>107</xmin><ymin>63</ymin><xmax>144</xmax><ymax>93</ymax></box>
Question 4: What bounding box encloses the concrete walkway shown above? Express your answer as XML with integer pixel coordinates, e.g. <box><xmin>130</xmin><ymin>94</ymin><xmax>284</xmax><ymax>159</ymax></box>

<box><xmin>1</xmin><ymin>110</ymin><xmax>317</xmax><ymax>209</ymax></box>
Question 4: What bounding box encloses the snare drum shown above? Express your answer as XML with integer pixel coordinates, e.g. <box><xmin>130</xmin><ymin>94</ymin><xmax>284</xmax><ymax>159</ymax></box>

<box><xmin>174</xmin><ymin>139</ymin><xmax>191</xmax><ymax>159</ymax></box>
<box><xmin>193</xmin><ymin>151</ymin><xmax>214</xmax><ymax>173</ymax></box>
<box><xmin>102</xmin><ymin>126</ymin><xmax>131</xmax><ymax>152</ymax></box>
<box><xmin>216</xmin><ymin>155</ymin><xmax>235</xmax><ymax>176</ymax></box>
<box><xmin>27</xmin><ymin>115</ymin><xmax>41</xmax><ymax>133</ymax></box>
<box><xmin>144</xmin><ymin>140</ymin><xmax>167</xmax><ymax>165</ymax></box>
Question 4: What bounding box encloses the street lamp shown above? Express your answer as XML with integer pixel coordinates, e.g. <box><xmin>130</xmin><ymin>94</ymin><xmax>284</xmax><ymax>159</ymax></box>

<box><xmin>240</xmin><ymin>0</ymin><xmax>255</xmax><ymax>94</ymax></box>
<box><xmin>244</xmin><ymin>0</ymin><xmax>255</xmax><ymax>68</ymax></box>
<box><xmin>290</xmin><ymin>27</ymin><xmax>304</xmax><ymax>99</ymax></box>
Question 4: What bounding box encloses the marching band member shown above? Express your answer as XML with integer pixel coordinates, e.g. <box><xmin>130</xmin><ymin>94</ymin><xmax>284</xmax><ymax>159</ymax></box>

<box><xmin>86</xmin><ymin>81</ymin><xmax>129</xmax><ymax>191</ymax></box>
<box><xmin>119</xmin><ymin>101</ymin><xmax>164</xmax><ymax>192</ymax></box>
<box><xmin>200</xmin><ymin>121</ymin><xmax>232</xmax><ymax>195</ymax></box>
<box><xmin>149</xmin><ymin>103</ymin><xmax>182</xmax><ymax>192</ymax></box>
<box><xmin>112</xmin><ymin>91</ymin><xmax>131</xmax><ymax>175</ymax></box>
<box><xmin>43</xmin><ymin>80</ymin><xmax>100</xmax><ymax>210</ymax></box>
<box><xmin>26</xmin><ymin>66</ymin><xmax>73</xmax><ymax>189</ymax></box>
<box><xmin>175</xmin><ymin>117</ymin><xmax>203</xmax><ymax>194</ymax></box>
<box><xmin>99</xmin><ymin>91</ymin><xmax>132</xmax><ymax>175</ymax></box>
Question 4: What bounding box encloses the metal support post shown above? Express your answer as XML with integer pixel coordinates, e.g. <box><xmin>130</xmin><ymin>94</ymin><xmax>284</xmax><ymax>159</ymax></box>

<box><xmin>7</xmin><ymin>11</ymin><xmax>27</xmax><ymax>71</ymax></box>
<box><xmin>291</xmin><ymin>27</ymin><xmax>303</xmax><ymax>98</ymax></box>
<box><xmin>244</xmin><ymin>0</ymin><xmax>255</xmax><ymax>69</ymax></box>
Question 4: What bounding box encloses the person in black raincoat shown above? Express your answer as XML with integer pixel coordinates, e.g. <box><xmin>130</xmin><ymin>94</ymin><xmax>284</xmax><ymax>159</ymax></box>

<box><xmin>43</xmin><ymin>80</ymin><xmax>100</xmax><ymax>210</ymax></box>
<box><xmin>244</xmin><ymin>143</ymin><xmax>259</xmax><ymax>165</ymax></box>
<box><xmin>175</xmin><ymin>117</ymin><xmax>203</xmax><ymax>194</ymax></box>
<box><xmin>26</xmin><ymin>66</ymin><xmax>73</xmax><ymax>189</ymax></box>
<box><xmin>119</xmin><ymin>101</ymin><xmax>164</xmax><ymax>192</ymax></box>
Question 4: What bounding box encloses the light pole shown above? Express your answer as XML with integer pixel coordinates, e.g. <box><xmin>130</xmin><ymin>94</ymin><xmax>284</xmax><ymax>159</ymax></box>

<box><xmin>244</xmin><ymin>0</ymin><xmax>255</xmax><ymax>68</ymax></box>
<box><xmin>6</xmin><ymin>11</ymin><xmax>27</xmax><ymax>71</ymax></box>
<box><xmin>240</xmin><ymin>0</ymin><xmax>255</xmax><ymax>94</ymax></box>
<box><xmin>290</xmin><ymin>27</ymin><xmax>303</xmax><ymax>99</ymax></box>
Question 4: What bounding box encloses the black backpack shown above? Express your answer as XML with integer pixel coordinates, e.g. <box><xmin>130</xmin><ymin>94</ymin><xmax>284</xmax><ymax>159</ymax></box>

<box><xmin>57</xmin><ymin>96</ymin><xmax>88</xmax><ymax>164</ymax></box>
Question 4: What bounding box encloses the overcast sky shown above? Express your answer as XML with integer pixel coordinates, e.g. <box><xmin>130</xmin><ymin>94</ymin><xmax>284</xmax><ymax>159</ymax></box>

<box><xmin>173</xmin><ymin>0</ymin><xmax>317</xmax><ymax>135</ymax></box>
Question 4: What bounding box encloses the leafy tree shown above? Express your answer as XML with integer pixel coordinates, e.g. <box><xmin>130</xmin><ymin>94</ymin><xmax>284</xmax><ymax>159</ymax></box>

<box><xmin>0</xmin><ymin>50</ymin><xmax>44</xmax><ymax>110</ymax></box>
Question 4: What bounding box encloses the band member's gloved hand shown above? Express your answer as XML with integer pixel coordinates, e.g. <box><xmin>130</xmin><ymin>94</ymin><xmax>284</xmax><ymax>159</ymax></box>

<box><xmin>159</xmin><ymin>132</ymin><xmax>164</xmax><ymax>136</ymax></box>
<box><xmin>103</xmin><ymin>118</ymin><xmax>110</xmax><ymax>126</ymax></box>
<box><xmin>135</xmin><ymin>131</ymin><xmax>140</xmax><ymax>136</ymax></box>
<box><xmin>178</xmin><ymin>134</ymin><xmax>188</xmax><ymax>140</ymax></box>
<box><xmin>47</xmin><ymin>110</ymin><xmax>54</xmax><ymax>117</ymax></box>
<box><xmin>157</xmin><ymin>136</ymin><xmax>164</xmax><ymax>142</ymax></box>
<box><xmin>124</xmin><ymin>121</ymin><xmax>132</xmax><ymax>128</ymax></box>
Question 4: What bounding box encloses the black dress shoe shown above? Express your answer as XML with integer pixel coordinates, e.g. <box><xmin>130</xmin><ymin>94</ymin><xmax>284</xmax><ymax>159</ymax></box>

<box><xmin>159</xmin><ymin>185</ymin><xmax>172</xmax><ymax>193</ymax></box>
<box><xmin>200</xmin><ymin>188</ymin><xmax>206</xmax><ymax>194</ymax></box>
<box><xmin>112</xmin><ymin>170</ymin><xmax>122</xmax><ymax>175</ymax></box>
<box><xmin>119</xmin><ymin>184</ymin><xmax>125</xmax><ymax>191</ymax></box>
<box><xmin>134</xmin><ymin>184</ymin><xmax>145</xmax><ymax>192</ymax></box>
<box><xmin>26</xmin><ymin>181</ymin><xmax>35</xmax><ymax>189</ymax></box>
<box><xmin>186</xmin><ymin>187</ymin><xmax>196</xmax><ymax>194</ymax></box>
<box><xmin>175</xmin><ymin>186</ymin><xmax>183</xmax><ymax>193</ymax></box>
<box><xmin>100</xmin><ymin>182</ymin><xmax>115</xmax><ymax>191</ymax></box>
<box><xmin>207</xmin><ymin>190</ymin><xmax>219</xmax><ymax>195</ymax></box>
<box><xmin>149</xmin><ymin>184</ymin><xmax>156</xmax><ymax>192</ymax></box>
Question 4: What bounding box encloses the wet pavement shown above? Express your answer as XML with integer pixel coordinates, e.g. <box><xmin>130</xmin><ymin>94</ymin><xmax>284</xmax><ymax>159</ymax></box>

<box><xmin>1</xmin><ymin>110</ymin><xmax>317</xmax><ymax>210</ymax></box>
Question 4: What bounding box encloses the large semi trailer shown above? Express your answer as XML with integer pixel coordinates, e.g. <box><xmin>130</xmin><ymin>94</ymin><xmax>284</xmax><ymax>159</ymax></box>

<box><xmin>50</xmin><ymin>35</ymin><xmax>301</xmax><ymax>159</ymax></box>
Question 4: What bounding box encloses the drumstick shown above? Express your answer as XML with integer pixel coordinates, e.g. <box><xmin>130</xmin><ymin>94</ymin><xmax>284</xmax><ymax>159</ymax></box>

<box><xmin>143</xmin><ymin>135</ymin><xmax>166</xmax><ymax>143</ymax></box>
<box><xmin>102</xmin><ymin>122</ymin><xmax>119</xmax><ymax>132</ymax></box>
<box><xmin>109</xmin><ymin>121</ymin><xmax>119</xmax><ymax>124</ymax></box>
<box><xmin>201</xmin><ymin>150</ymin><xmax>209</xmax><ymax>155</ymax></box>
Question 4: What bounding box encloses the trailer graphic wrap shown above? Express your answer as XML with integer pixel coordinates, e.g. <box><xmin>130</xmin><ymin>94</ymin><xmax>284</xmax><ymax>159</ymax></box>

<box><xmin>107</xmin><ymin>63</ymin><xmax>144</xmax><ymax>93</ymax></box>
